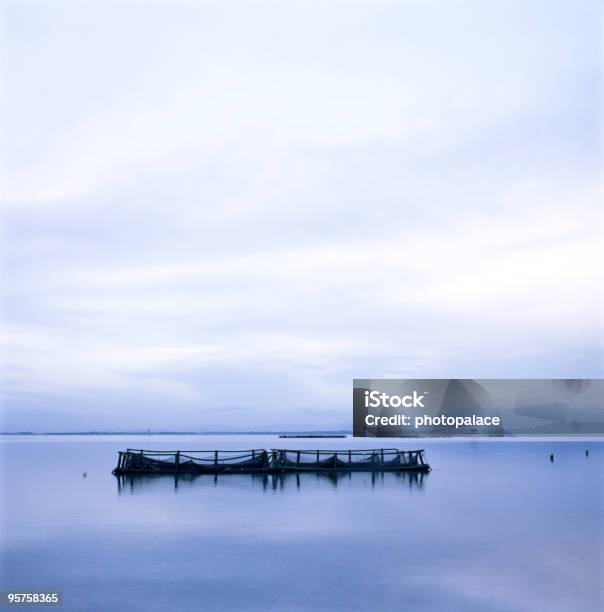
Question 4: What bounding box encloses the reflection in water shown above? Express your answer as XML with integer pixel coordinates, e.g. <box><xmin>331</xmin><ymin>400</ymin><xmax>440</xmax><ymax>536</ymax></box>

<box><xmin>115</xmin><ymin>469</ymin><xmax>428</xmax><ymax>494</ymax></box>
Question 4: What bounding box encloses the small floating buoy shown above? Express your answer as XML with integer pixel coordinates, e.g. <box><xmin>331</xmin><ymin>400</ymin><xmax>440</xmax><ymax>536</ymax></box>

<box><xmin>82</xmin><ymin>472</ymin><xmax>87</xmax><ymax>478</ymax></box>
<box><xmin>550</xmin><ymin>454</ymin><xmax>554</xmax><ymax>462</ymax></box>
<box><xmin>585</xmin><ymin>450</ymin><xmax>589</xmax><ymax>457</ymax></box>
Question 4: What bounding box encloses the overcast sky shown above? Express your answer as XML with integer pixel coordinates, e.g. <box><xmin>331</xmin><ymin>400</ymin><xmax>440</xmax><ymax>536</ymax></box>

<box><xmin>1</xmin><ymin>0</ymin><xmax>602</xmax><ymax>431</ymax></box>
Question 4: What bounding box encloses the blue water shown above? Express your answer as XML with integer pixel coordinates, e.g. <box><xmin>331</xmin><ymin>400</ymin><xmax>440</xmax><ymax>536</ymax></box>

<box><xmin>1</xmin><ymin>436</ymin><xmax>602</xmax><ymax>612</ymax></box>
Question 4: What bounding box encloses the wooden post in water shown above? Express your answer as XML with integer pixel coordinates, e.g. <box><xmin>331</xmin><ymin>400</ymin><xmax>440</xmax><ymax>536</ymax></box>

<box><xmin>175</xmin><ymin>451</ymin><xmax>180</xmax><ymax>472</ymax></box>
<box><xmin>316</xmin><ymin>450</ymin><xmax>320</xmax><ymax>464</ymax></box>
<box><xmin>297</xmin><ymin>451</ymin><xmax>300</xmax><ymax>467</ymax></box>
<box><xmin>348</xmin><ymin>450</ymin><xmax>352</xmax><ymax>463</ymax></box>
<box><xmin>214</xmin><ymin>451</ymin><xmax>219</xmax><ymax>467</ymax></box>
<box><xmin>380</xmin><ymin>449</ymin><xmax>384</xmax><ymax>464</ymax></box>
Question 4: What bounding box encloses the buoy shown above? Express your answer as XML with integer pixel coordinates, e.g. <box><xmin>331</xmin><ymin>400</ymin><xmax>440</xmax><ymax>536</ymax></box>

<box><xmin>83</xmin><ymin>472</ymin><xmax>87</xmax><ymax>478</ymax></box>
<box><xmin>586</xmin><ymin>450</ymin><xmax>589</xmax><ymax>457</ymax></box>
<box><xmin>550</xmin><ymin>454</ymin><xmax>554</xmax><ymax>462</ymax></box>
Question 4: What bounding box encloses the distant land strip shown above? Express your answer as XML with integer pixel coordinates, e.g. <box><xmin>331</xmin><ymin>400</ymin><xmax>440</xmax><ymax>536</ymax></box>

<box><xmin>0</xmin><ymin>430</ymin><xmax>352</xmax><ymax>436</ymax></box>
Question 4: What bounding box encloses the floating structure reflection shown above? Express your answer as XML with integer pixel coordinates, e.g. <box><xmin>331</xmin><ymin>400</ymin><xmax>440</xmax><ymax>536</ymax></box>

<box><xmin>115</xmin><ymin>469</ymin><xmax>429</xmax><ymax>494</ymax></box>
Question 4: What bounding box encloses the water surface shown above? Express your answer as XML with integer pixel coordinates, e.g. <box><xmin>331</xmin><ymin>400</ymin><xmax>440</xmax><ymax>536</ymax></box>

<box><xmin>1</xmin><ymin>436</ymin><xmax>602</xmax><ymax>611</ymax></box>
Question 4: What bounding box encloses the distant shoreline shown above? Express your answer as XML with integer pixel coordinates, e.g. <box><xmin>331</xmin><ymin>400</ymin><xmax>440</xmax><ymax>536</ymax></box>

<box><xmin>0</xmin><ymin>430</ymin><xmax>352</xmax><ymax>436</ymax></box>
<box><xmin>1</xmin><ymin>431</ymin><xmax>602</xmax><ymax>440</ymax></box>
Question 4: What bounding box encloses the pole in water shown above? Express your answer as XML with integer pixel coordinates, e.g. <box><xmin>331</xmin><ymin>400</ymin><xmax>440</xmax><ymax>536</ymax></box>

<box><xmin>586</xmin><ymin>449</ymin><xmax>589</xmax><ymax>457</ymax></box>
<box><xmin>549</xmin><ymin>454</ymin><xmax>554</xmax><ymax>462</ymax></box>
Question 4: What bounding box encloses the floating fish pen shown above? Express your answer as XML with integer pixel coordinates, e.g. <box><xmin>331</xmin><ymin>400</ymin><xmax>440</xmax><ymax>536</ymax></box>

<box><xmin>278</xmin><ymin>434</ymin><xmax>347</xmax><ymax>438</ymax></box>
<box><xmin>274</xmin><ymin>449</ymin><xmax>429</xmax><ymax>472</ymax></box>
<box><xmin>112</xmin><ymin>448</ymin><xmax>430</xmax><ymax>475</ymax></box>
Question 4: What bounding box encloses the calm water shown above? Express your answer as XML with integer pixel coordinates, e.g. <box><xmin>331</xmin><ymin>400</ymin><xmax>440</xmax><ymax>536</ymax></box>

<box><xmin>1</xmin><ymin>436</ymin><xmax>602</xmax><ymax>612</ymax></box>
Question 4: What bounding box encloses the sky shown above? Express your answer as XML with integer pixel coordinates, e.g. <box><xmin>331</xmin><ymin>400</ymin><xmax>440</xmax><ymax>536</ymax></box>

<box><xmin>1</xmin><ymin>0</ymin><xmax>602</xmax><ymax>431</ymax></box>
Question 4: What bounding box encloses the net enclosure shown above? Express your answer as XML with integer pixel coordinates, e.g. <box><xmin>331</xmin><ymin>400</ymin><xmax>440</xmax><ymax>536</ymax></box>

<box><xmin>113</xmin><ymin>448</ymin><xmax>430</xmax><ymax>475</ymax></box>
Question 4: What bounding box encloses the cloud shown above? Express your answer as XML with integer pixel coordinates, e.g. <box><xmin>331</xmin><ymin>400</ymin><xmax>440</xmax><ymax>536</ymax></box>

<box><xmin>1</xmin><ymin>0</ymin><xmax>602</xmax><ymax>430</ymax></box>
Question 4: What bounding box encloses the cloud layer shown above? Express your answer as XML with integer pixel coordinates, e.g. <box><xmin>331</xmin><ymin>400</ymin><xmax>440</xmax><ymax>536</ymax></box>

<box><xmin>1</xmin><ymin>0</ymin><xmax>602</xmax><ymax>430</ymax></box>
